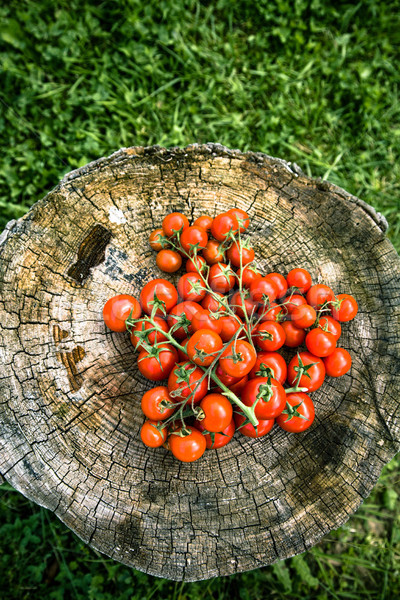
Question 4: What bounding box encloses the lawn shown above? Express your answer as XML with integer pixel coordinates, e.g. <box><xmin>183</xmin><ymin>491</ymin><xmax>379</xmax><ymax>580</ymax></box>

<box><xmin>0</xmin><ymin>0</ymin><xmax>399</xmax><ymax>598</ymax></box>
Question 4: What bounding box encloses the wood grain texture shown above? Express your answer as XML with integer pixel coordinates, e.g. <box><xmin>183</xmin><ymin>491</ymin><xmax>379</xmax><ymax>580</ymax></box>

<box><xmin>0</xmin><ymin>143</ymin><xmax>399</xmax><ymax>581</ymax></box>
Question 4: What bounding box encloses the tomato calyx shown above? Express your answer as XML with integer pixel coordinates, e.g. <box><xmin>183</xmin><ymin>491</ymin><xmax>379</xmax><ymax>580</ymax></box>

<box><xmin>149</xmin><ymin>292</ymin><xmax>168</xmax><ymax>317</ymax></box>
<box><xmin>255</xmin><ymin>380</ymin><xmax>274</xmax><ymax>404</ymax></box>
<box><xmin>255</xmin><ymin>364</ymin><xmax>275</xmax><ymax>378</ymax></box>
<box><xmin>169</xmin><ymin>313</ymin><xmax>192</xmax><ymax>336</ymax></box>
<box><xmin>279</xmin><ymin>399</ymin><xmax>310</xmax><ymax>424</ymax></box>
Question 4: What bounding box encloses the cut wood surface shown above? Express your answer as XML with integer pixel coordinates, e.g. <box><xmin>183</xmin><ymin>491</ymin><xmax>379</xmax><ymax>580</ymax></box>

<box><xmin>0</xmin><ymin>144</ymin><xmax>399</xmax><ymax>581</ymax></box>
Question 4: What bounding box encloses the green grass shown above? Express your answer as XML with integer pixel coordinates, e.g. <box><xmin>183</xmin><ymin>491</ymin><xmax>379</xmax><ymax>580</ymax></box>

<box><xmin>0</xmin><ymin>0</ymin><xmax>399</xmax><ymax>597</ymax></box>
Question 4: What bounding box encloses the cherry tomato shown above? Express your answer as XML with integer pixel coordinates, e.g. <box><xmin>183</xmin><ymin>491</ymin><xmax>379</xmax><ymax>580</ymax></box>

<box><xmin>167</xmin><ymin>361</ymin><xmax>208</xmax><ymax>405</ymax></box>
<box><xmin>177</xmin><ymin>272</ymin><xmax>207</xmax><ymax>302</ymax></box>
<box><xmin>149</xmin><ymin>228</ymin><xmax>169</xmax><ymax>251</ymax></box>
<box><xmin>258</xmin><ymin>302</ymin><xmax>286</xmax><ymax>322</ymax></box>
<box><xmin>194</xmin><ymin>215</ymin><xmax>213</xmax><ymax>232</ymax></box>
<box><xmin>281</xmin><ymin>320</ymin><xmax>306</xmax><ymax>347</ymax></box>
<box><xmin>140</xmin><ymin>420</ymin><xmax>168</xmax><ymax>447</ymax></box>
<box><xmin>103</xmin><ymin>294</ymin><xmax>142</xmax><ymax>333</ymax></box>
<box><xmin>317</xmin><ymin>315</ymin><xmax>342</xmax><ymax>340</ymax></box>
<box><xmin>197</xmin><ymin>419</ymin><xmax>235</xmax><ymax>449</ymax></box>
<box><xmin>202</xmin><ymin>240</ymin><xmax>225</xmax><ymax>265</ymax></box>
<box><xmin>219</xmin><ymin>339</ymin><xmax>257</xmax><ymax>378</ymax></box>
<box><xmin>198</xmin><ymin>393</ymin><xmax>233</xmax><ymax>432</ymax></box>
<box><xmin>286</xmin><ymin>268</ymin><xmax>312</xmax><ymax>294</ymax></box>
<box><xmin>249</xmin><ymin>352</ymin><xmax>287</xmax><ymax>384</ymax></box>
<box><xmin>306</xmin><ymin>284</ymin><xmax>335</xmax><ymax>309</ymax></box>
<box><xmin>265</xmin><ymin>273</ymin><xmax>288</xmax><ymax>299</ymax></box>
<box><xmin>130</xmin><ymin>317</ymin><xmax>169</xmax><ymax>350</ymax></box>
<box><xmin>228</xmin><ymin>375</ymin><xmax>249</xmax><ymax>395</ymax></box>
<box><xmin>218</xmin><ymin>314</ymin><xmax>244</xmax><ymax>342</ymax></box>
<box><xmin>291</xmin><ymin>304</ymin><xmax>317</xmax><ymax>329</ymax></box>
<box><xmin>140</xmin><ymin>279</ymin><xmax>178</xmax><ymax>315</ymax></box>
<box><xmin>253</xmin><ymin>321</ymin><xmax>286</xmax><ymax>352</ymax></box>
<box><xmin>169</xmin><ymin>426</ymin><xmax>207</xmax><ymax>462</ymax></box>
<box><xmin>167</xmin><ymin>301</ymin><xmax>202</xmax><ymax>340</ymax></box>
<box><xmin>331</xmin><ymin>294</ymin><xmax>358</xmax><ymax>322</ymax></box>
<box><xmin>191</xmin><ymin>309</ymin><xmax>222</xmax><ymax>334</ymax></box>
<box><xmin>156</xmin><ymin>249</ymin><xmax>182</xmax><ymax>273</ymax></box>
<box><xmin>238</xmin><ymin>265</ymin><xmax>262</xmax><ymax>288</ymax></box>
<box><xmin>187</xmin><ymin>329</ymin><xmax>223</xmax><ymax>367</ymax></box>
<box><xmin>141</xmin><ymin>386</ymin><xmax>176</xmax><ymax>420</ymax></box>
<box><xmin>287</xmin><ymin>351</ymin><xmax>326</xmax><ymax>392</ymax></box>
<box><xmin>180</xmin><ymin>225</ymin><xmax>208</xmax><ymax>255</ymax></box>
<box><xmin>276</xmin><ymin>393</ymin><xmax>315</xmax><ymax>433</ymax></box>
<box><xmin>305</xmin><ymin>328</ymin><xmax>336</xmax><ymax>357</ymax></box>
<box><xmin>230</xmin><ymin>289</ymin><xmax>258</xmax><ymax>319</ymax></box>
<box><xmin>186</xmin><ymin>255</ymin><xmax>207</xmax><ymax>274</ymax></box>
<box><xmin>249</xmin><ymin>277</ymin><xmax>278</xmax><ymax>304</ymax></box>
<box><xmin>138</xmin><ymin>343</ymin><xmax>178</xmax><ymax>381</ymax></box>
<box><xmin>162</xmin><ymin>212</ymin><xmax>189</xmax><ymax>237</ymax></box>
<box><xmin>177</xmin><ymin>337</ymin><xmax>190</xmax><ymax>362</ymax></box>
<box><xmin>234</xmin><ymin>412</ymin><xmax>274</xmax><ymax>438</ymax></box>
<box><xmin>201</xmin><ymin>292</ymin><xmax>228</xmax><ymax>313</ymax></box>
<box><xmin>214</xmin><ymin>364</ymin><xmax>241</xmax><ymax>387</ymax></box>
<box><xmin>226</xmin><ymin>241</ymin><xmax>255</xmax><ymax>267</ymax></box>
<box><xmin>323</xmin><ymin>347</ymin><xmax>352</xmax><ymax>377</ymax></box>
<box><xmin>208</xmin><ymin>263</ymin><xmax>236</xmax><ymax>293</ymax></box>
<box><xmin>211</xmin><ymin>211</ymin><xmax>239</xmax><ymax>241</ymax></box>
<box><xmin>227</xmin><ymin>208</ymin><xmax>250</xmax><ymax>232</ymax></box>
<box><xmin>284</xmin><ymin>294</ymin><xmax>307</xmax><ymax>314</ymax></box>
<box><xmin>241</xmin><ymin>377</ymin><xmax>286</xmax><ymax>419</ymax></box>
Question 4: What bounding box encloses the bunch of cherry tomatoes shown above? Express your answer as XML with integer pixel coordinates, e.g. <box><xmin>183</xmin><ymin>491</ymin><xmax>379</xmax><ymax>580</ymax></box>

<box><xmin>103</xmin><ymin>208</ymin><xmax>358</xmax><ymax>463</ymax></box>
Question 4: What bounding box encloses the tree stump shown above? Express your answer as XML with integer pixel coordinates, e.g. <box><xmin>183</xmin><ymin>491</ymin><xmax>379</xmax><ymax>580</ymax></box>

<box><xmin>0</xmin><ymin>144</ymin><xmax>399</xmax><ymax>582</ymax></box>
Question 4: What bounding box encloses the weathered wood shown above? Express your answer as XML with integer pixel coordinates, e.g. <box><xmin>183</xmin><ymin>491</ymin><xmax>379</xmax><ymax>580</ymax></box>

<box><xmin>0</xmin><ymin>144</ymin><xmax>399</xmax><ymax>581</ymax></box>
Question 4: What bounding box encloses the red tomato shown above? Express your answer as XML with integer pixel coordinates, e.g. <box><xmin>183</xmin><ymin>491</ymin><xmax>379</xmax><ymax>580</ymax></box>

<box><xmin>230</xmin><ymin>289</ymin><xmax>258</xmax><ymax>319</ymax></box>
<box><xmin>281</xmin><ymin>320</ymin><xmax>306</xmax><ymax>347</ymax></box>
<box><xmin>238</xmin><ymin>265</ymin><xmax>262</xmax><ymax>288</ymax></box>
<box><xmin>167</xmin><ymin>361</ymin><xmax>208</xmax><ymax>405</ymax></box>
<box><xmin>249</xmin><ymin>352</ymin><xmax>287</xmax><ymax>384</ymax></box>
<box><xmin>218</xmin><ymin>314</ymin><xmax>244</xmax><ymax>342</ymax></box>
<box><xmin>191</xmin><ymin>309</ymin><xmax>222</xmax><ymax>334</ymax></box>
<box><xmin>249</xmin><ymin>277</ymin><xmax>278</xmax><ymax>304</ymax></box>
<box><xmin>156</xmin><ymin>249</ymin><xmax>182</xmax><ymax>273</ymax></box>
<box><xmin>228</xmin><ymin>375</ymin><xmax>249</xmax><ymax>395</ymax></box>
<box><xmin>276</xmin><ymin>392</ymin><xmax>315</xmax><ymax>432</ymax></box>
<box><xmin>284</xmin><ymin>294</ymin><xmax>307</xmax><ymax>314</ymax></box>
<box><xmin>331</xmin><ymin>294</ymin><xmax>358</xmax><ymax>322</ymax></box>
<box><xmin>227</xmin><ymin>208</ymin><xmax>250</xmax><ymax>232</ymax></box>
<box><xmin>286</xmin><ymin>268</ymin><xmax>312</xmax><ymax>294</ymax></box>
<box><xmin>169</xmin><ymin>426</ymin><xmax>207</xmax><ymax>462</ymax></box>
<box><xmin>187</xmin><ymin>329</ymin><xmax>223</xmax><ymax>367</ymax></box>
<box><xmin>234</xmin><ymin>412</ymin><xmax>274</xmax><ymax>438</ymax></box>
<box><xmin>103</xmin><ymin>294</ymin><xmax>142</xmax><ymax>332</ymax></box>
<box><xmin>177</xmin><ymin>272</ymin><xmax>207</xmax><ymax>302</ymax></box>
<box><xmin>140</xmin><ymin>420</ymin><xmax>168</xmax><ymax>447</ymax></box>
<box><xmin>253</xmin><ymin>321</ymin><xmax>286</xmax><ymax>352</ymax></box>
<box><xmin>291</xmin><ymin>304</ymin><xmax>317</xmax><ymax>329</ymax></box>
<box><xmin>162</xmin><ymin>212</ymin><xmax>189</xmax><ymax>237</ymax></box>
<box><xmin>258</xmin><ymin>302</ymin><xmax>286</xmax><ymax>322</ymax></box>
<box><xmin>306</xmin><ymin>284</ymin><xmax>335</xmax><ymax>309</ymax></box>
<box><xmin>317</xmin><ymin>315</ymin><xmax>342</xmax><ymax>340</ymax></box>
<box><xmin>219</xmin><ymin>339</ymin><xmax>257</xmax><ymax>378</ymax></box>
<box><xmin>226</xmin><ymin>241</ymin><xmax>255</xmax><ymax>267</ymax></box>
<box><xmin>323</xmin><ymin>347</ymin><xmax>352</xmax><ymax>377</ymax></box>
<box><xmin>180</xmin><ymin>225</ymin><xmax>208</xmax><ymax>255</ymax></box>
<box><xmin>197</xmin><ymin>419</ymin><xmax>235</xmax><ymax>449</ymax></box>
<box><xmin>211</xmin><ymin>211</ymin><xmax>239</xmax><ymax>241</ymax></box>
<box><xmin>167</xmin><ymin>301</ymin><xmax>202</xmax><ymax>340</ymax></box>
<box><xmin>140</xmin><ymin>279</ymin><xmax>178</xmax><ymax>316</ymax></box>
<box><xmin>138</xmin><ymin>343</ymin><xmax>178</xmax><ymax>381</ymax></box>
<box><xmin>186</xmin><ymin>255</ymin><xmax>207</xmax><ymax>274</ymax></box>
<box><xmin>130</xmin><ymin>317</ymin><xmax>169</xmax><ymax>350</ymax></box>
<box><xmin>202</xmin><ymin>240</ymin><xmax>225</xmax><ymax>265</ymax></box>
<box><xmin>208</xmin><ymin>263</ymin><xmax>236</xmax><ymax>293</ymax></box>
<box><xmin>141</xmin><ymin>386</ymin><xmax>176</xmax><ymax>420</ymax></box>
<box><xmin>265</xmin><ymin>273</ymin><xmax>288</xmax><ymax>299</ymax></box>
<box><xmin>241</xmin><ymin>377</ymin><xmax>286</xmax><ymax>419</ymax></box>
<box><xmin>177</xmin><ymin>337</ymin><xmax>189</xmax><ymax>362</ymax></box>
<box><xmin>198</xmin><ymin>393</ymin><xmax>233</xmax><ymax>432</ymax></box>
<box><xmin>201</xmin><ymin>292</ymin><xmax>228</xmax><ymax>313</ymax></box>
<box><xmin>214</xmin><ymin>364</ymin><xmax>241</xmax><ymax>387</ymax></box>
<box><xmin>194</xmin><ymin>215</ymin><xmax>213</xmax><ymax>232</ymax></box>
<box><xmin>305</xmin><ymin>328</ymin><xmax>336</xmax><ymax>357</ymax></box>
<box><xmin>149</xmin><ymin>228</ymin><xmax>169</xmax><ymax>251</ymax></box>
<box><xmin>287</xmin><ymin>351</ymin><xmax>326</xmax><ymax>392</ymax></box>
